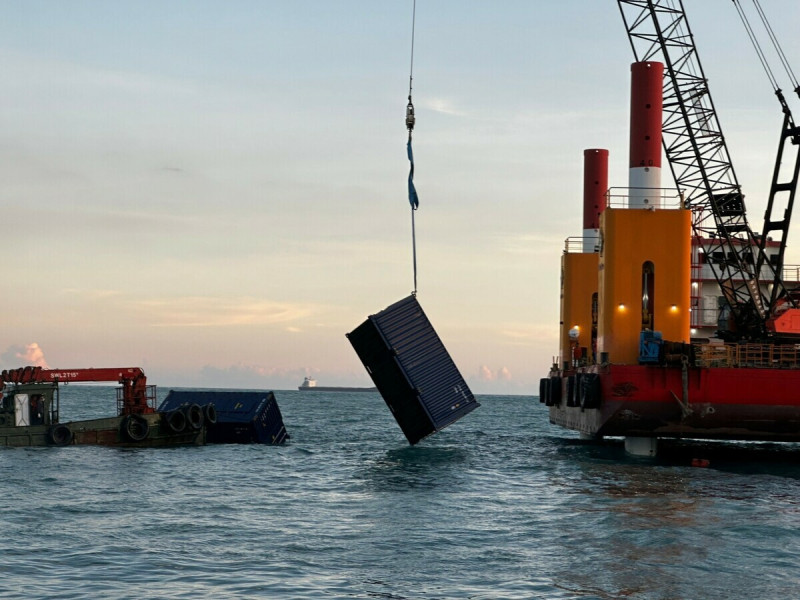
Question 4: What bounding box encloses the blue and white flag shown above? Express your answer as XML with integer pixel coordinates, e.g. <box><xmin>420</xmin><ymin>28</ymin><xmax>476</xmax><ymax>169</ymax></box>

<box><xmin>407</xmin><ymin>139</ymin><xmax>419</xmax><ymax>209</ymax></box>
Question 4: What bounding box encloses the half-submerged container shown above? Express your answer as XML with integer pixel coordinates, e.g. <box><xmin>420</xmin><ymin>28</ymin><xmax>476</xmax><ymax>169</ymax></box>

<box><xmin>159</xmin><ymin>390</ymin><xmax>289</xmax><ymax>445</ymax></box>
<box><xmin>347</xmin><ymin>294</ymin><xmax>480</xmax><ymax>444</ymax></box>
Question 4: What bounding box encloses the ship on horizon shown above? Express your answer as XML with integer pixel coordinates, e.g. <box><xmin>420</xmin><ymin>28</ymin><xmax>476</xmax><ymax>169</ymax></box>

<box><xmin>298</xmin><ymin>377</ymin><xmax>376</xmax><ymax>393</ymax></box>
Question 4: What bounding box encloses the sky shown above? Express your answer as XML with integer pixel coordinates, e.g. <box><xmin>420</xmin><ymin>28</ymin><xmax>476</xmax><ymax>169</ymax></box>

<box><xmin>1</xmin><ymin>1</ymin><xmax>800</xmax><ymax>394</ymax></box>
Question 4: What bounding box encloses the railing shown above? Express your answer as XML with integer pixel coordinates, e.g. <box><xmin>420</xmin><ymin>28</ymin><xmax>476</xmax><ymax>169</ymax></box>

<box><xmin>564</xmin><ymin>237</ymin><xmax>592</xmax><ymax>254</ymax></box>
<box><xmin>694</xmin><ymin>343</ymin><xmax>800</xmax><ymax>369</ymax></box>
<box><xmin>116</xmin><ymin>384</ymin><xmax>158</xmax><ymax>415</ymax></box>
<box><xmin>690</xmin><ymin>307</ymin><xmax>718</xmax><ymax>328</ymax></box>
<box><xmin>782</xmin><ymin>265</ymin><xmax>800</xmax><ymax>283</ymax></box>
<box><xmin>691</xmin><ymin>263</ymin><xmax>781</xmax><ymax>281</ymax></box>
<box><xmin>604</xmin><ymin>187</ymin><xmax>684</xmax><ymax>209</ymax></box>
<box><xmin>694</xmin><ymin>343</ymin><xmax>737</xmax><ymax>368</ymax></box>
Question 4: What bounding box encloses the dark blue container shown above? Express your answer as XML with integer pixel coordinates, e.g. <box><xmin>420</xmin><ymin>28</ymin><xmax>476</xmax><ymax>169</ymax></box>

<box><xmin>159</xmin><ymin>390</ymin><xmax>289</xmax><ymax>445</ymax></box>
<box><xmin>347</xmin><ymin>294</ymin><xmax>480</xmax><ymax>444</ymax></box>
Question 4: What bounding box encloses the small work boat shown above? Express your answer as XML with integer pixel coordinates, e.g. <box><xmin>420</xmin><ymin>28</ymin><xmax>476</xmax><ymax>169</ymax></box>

<box><xmin>0</xmin><ymin>366</ymin><xmax>207</xmax><ymax>448</ymax></box>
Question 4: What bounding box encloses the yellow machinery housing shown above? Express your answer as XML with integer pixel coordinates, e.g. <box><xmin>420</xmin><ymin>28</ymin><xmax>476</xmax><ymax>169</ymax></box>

<box><xmin>597</xmin><ymin>207</ymin><xmax>691</xmax><ymax>364</ymax></box>
<box><xmin>560</xmin><ymin>252</ymin><xmax>599</xmax><ymax>368</ymax></box>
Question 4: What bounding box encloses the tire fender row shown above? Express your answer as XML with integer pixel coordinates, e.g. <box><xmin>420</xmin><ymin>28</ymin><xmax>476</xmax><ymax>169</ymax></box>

<box><xmin>539</xmin><ymin>373</ymin><xmax>601</xmax><ymax>409</ymax></box>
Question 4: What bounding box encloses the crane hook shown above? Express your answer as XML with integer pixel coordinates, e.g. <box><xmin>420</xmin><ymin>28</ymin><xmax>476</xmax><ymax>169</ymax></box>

<box><xmin>406</xmin><ymin>96</ymin><xmax>416</xmax><ymax>134</ymax></box>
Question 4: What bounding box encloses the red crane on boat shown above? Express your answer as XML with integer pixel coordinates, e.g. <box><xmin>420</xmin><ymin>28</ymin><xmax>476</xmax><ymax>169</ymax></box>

<box><xmin>0</xmin><ymin>366</ymin><xmax>155</xmax><ymax>416</ymax></box>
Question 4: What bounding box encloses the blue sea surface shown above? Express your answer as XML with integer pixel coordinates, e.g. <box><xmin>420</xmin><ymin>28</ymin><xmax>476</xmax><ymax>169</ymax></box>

<box><xmin>2</xmin><ymin>387</ymin><xmax>800</xmax><ymax>599</ymax></box>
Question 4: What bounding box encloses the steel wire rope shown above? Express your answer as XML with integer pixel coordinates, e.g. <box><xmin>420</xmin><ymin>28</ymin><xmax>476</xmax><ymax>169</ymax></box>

<box><xmin>751</xmin><ymin>0</ymin><xmax>799</xmax><ymax>91</ymax></box>
<box><xmin>408</xmin><ymin>0</ymin><xmax>416</xmax><ymax>104</ymax></box>
<box><xmin>406</xmin><ymin>0</ymin><xmax>419</xmax><ymax>294</ymax></box>
<box><xmin>733</xmin><ymin>0</ymin><xmax>780</xmax><ymax>92</ymax></box>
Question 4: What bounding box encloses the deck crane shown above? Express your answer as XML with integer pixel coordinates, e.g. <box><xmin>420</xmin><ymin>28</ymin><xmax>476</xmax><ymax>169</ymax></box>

<box><xmin>617</xmin><ymin>0</ymin><xmax>800</xmax><ymax>341</ymax></box>
<box><xmin>0</xmin><ymin>366</ymin><xmax>155</xmax><ymax>416</ymax></box>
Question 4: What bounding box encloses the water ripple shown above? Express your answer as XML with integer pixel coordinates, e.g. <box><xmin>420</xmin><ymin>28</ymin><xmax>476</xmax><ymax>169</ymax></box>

<box><xmin>2</xmin><ymin>391</ymin><xmax>800</xmax><ymax>598</ymax></box>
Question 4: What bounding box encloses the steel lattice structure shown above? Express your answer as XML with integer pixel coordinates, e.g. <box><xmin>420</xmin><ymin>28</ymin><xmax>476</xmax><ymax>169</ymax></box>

<box><xmin>617</xmin><ymin>0</ymin><xmax>788</xmax><ymax>337</ymax></box>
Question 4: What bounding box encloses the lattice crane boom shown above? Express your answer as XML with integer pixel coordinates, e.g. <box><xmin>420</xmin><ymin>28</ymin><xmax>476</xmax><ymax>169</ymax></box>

<box><xmin>617</xmin><ymin>0</ymin><xmax>799</xmax><ymax>339</ymax></box>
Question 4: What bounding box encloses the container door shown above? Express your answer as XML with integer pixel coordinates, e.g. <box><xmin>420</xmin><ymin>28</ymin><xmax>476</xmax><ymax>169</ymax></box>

<box><xmin>14</xmin><ymin>394</ymin><xmax>30</xmax><ymax>427</ymax></box>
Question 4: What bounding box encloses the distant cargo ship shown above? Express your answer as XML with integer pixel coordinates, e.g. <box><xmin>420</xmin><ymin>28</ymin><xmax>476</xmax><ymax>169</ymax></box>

<box><xmin>298</xmin><ymin>377</ymin><xmax>376</xmax><ymax>393</ymax></box>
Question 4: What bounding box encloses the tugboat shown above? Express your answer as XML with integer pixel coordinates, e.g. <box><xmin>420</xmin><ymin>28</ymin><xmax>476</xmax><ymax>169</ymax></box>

<box><xmin>0</xmin><ymin>366</ymin><xmax>207</xmax><ymax>447</ymax></box>
<box><xmin>543</xmin><ymin>2</ymin><xmax>800</xmax><ymax>456</ymax></box>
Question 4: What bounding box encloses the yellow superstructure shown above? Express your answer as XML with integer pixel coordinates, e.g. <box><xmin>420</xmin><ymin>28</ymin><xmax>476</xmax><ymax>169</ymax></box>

<box><xmin>597</xmin><ymin>207</ymin><xmax>691</xmax><ymax>364</ymax></box>
<box><xmin>560</xmin><ymin>252</ymin><xmax>599</xmax><ymax>367</ymax></box>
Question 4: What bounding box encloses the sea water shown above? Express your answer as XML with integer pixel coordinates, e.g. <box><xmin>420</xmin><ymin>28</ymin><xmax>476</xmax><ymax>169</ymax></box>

<box><xmin>1</xmin><ymin>387</ymin><xmax>800</xmax><ymax>599</ymax></box>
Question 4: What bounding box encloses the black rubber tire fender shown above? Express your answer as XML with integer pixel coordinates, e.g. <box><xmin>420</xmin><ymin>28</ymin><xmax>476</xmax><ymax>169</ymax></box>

<box><xmin>122</xmin><ymin>414</ymin><xmax>150</xmax><ymax>442</ymax></box>
<box><xmin>203</xmin><ymin>403</ymin><xmax>217</xmax><ymax>426</ymax></box>
<box><xmin>164</xmin><ymin>409</ymin><xmax>186</xmax><ymax>433</ymax></box>
<box><xmin>184</xmin><ymin>404</ymin><xmax>204</xmax><ymax>430</ymax></box>
<box><xmin>49</xmin><ymin>424</ymin><xmax>73</xmax><ymax>446</ymax></box>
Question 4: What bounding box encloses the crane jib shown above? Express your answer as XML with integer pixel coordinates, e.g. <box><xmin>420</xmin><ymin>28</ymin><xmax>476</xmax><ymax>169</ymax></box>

<box><xmin>617</xmin><ymin>0</ymin><xmax>800</xmax><ymax>340</ymax></box>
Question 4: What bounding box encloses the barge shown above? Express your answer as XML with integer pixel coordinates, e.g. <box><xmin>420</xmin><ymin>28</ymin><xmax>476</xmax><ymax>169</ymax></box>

<box><xmin>543</xmin><ymin>2</ymin><xmax>800</xmax><ymax>456</ymax></box>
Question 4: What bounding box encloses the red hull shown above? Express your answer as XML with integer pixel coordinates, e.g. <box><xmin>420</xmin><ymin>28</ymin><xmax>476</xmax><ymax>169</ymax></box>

<box><xmin>548</xmin><ymin>364</ymin><xmax>800</xmax><ymax>441</ymax></box>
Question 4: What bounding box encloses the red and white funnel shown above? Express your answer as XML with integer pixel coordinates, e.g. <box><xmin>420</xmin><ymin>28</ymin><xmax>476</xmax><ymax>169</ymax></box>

<box><xmin>629</xmin><ymin>61</ymin><xmax>663</xmax><ymax>208</ymax></box>
<box><xmin>583</xmin><ymin>148</ymin><xmax>609</xmax><ymax>252</ymax></box>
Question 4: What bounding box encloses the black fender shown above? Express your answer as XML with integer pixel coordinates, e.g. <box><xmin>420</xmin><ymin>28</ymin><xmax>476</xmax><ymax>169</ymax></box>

<box><xmin>122</xmin><ymin>414</ymin><xmax>150</xmax><ymax>442</ymax></box>
<box><xmin>184</xmin><ymin>404</ymin><xmax>204</xmax><ymax>430</ymax></box>
<box><xmin>164</xmin><ymin>409</ymin><xmax>186</xmax><ymax>433</ymax></box>
<box><xmin>49</xmin><ymin>424</ymin><xmax>73</xmax><ymax>446</ymax></box>
<box><xmin>203</xmin><ymin>403</ymin><xmax>218</xmax><ymax>426</ymax></box>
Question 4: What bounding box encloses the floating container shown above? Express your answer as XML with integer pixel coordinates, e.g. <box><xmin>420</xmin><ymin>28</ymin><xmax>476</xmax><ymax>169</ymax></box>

<box><xmin>159</xmin><ymin>390</ymin><xmax>289</xmax><ymax>445</ymax></box>
<box><xmin>347</xmin><ymin>294</ymin><xmax>480</xmax><ymax>444</ymax></box>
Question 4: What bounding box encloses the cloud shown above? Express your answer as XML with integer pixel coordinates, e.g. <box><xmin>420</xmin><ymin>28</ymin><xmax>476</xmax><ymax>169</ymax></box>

<box><xmin>3</xmin><ymin>50</ymin><xmax>196</xmax><ymax>99</ymax></box>
<box><xmin>501</xmin><ymin>325</ymin><xmax>559</xmax><ymax>345</ymax></box>
<box><xmin>56</xmin><ymin>289</ymin><xmax>324</xmax><ymax>331</ymax></box>
<box><xmin>197</xmin><ymin>363</ymin><xmax>311</xmax><ymax>389</ymax></box>
<box><xmin>1</xmin><ymin>343</ymin><xmax>50</xmax><ymax>369</ymax></box>
<box><xmin>63</xmin><ymin>288</ymin><xmax>123</xmax><ymax>300</ymax></box>
<box><xmin>477</xmin><ymin>365</ymin><xmax>512</xmax><ymax>381</ymax></box>
<box><xmin>497</xmin><ymin>233</ymin><xmax>569</xmax><ymax>256</ymax></box>
<box><xmin>424</xmin><ymin>97</ymin><xmax>467</xmax><ymax>117</ymax></box>
<box><xmin>131</xmin><ymin>296</ymin><xmax>316</xmax><ymax>328</ymax></box>
<box><xmin>478</xmin><ymin>365</ymin><xmax>494</xmax><ymax>380</ymax></box>
<box><xmin>201</xmin><ymin>364</ymin><xmax>291</xmax><ymax>379</ymax></box>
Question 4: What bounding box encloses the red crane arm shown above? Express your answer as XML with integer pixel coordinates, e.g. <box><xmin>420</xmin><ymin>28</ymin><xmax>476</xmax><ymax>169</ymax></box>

<box><xmin>0</xmin><ymin>366</ymin><xmax>153</xmax><ymax>415</ymax></box>
<box><xmin>1</xmin><ymin>366</ymin><xmax>144</xmax><ymax>385</ymax></box>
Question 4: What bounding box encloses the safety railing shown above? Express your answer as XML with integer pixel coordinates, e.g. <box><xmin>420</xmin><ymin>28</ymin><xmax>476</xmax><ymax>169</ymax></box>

<box><xmin>690</xmin><ymin>307</ymin><xmax>719</xmax><ymax>328</ymax></box>
<box><xmin>563</xmin><ymin>237</ymin><xmax>594</xmax><ymax>254</ymax></box>
<box><xmin>693</xmin><ymin>343</ymin><xmax>800</xmax><ymax>369</ymax></box>
<box><xmin>116</xmin><ymin>384</ymin><xmax>158</xmax><ymax>415</ymax></box>
<box><xmin>694</xmin><ymin>343</ymin><xmax>737</xmax><ymax>368</ymax></box>
<box><xmin>604</xmin><ymin>187</ymin><xmax>684</xmax><ymax>209</ymax></box>
<box><xmin>781</xmin><ymin>265</ymin><xmax>800</xmax><ymax>283</ymax></box>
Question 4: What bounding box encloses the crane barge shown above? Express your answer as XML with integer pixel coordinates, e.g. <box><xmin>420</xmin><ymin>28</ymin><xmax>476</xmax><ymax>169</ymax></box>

<box><xmin>0</xmin><ymin>366</ymin><xmax>210</xmax><ymax>447</ymax></box>
<box><xmin>542</xmin><ymin>0</ymin><xmax>800</xmax><ymax>456</ymax></box>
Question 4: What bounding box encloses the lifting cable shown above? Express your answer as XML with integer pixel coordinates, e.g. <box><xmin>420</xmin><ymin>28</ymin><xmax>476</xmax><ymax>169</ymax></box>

<box><xmin>732</xmin><ymin>0</ymin><xmax>780</xmax><ymax>93</ymax></box>
<box><xmin>751</xmin><ymin>0</ymin><xmax>799</xmax><ymax>94</ymax></box>
<box><xmin>406</xmin><ymin>0</ymin><xmax>419</xmax><ymax>294</ymax></box>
